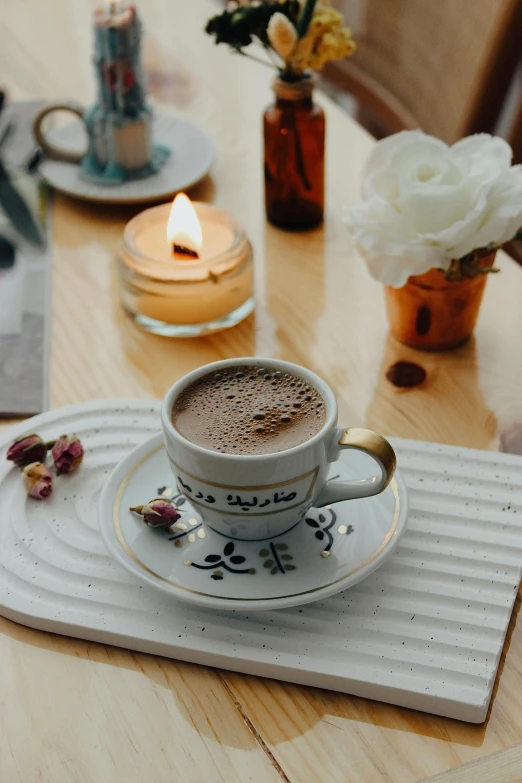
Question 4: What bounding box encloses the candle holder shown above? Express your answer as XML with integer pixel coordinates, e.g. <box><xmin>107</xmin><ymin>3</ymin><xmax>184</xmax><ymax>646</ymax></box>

<box><xmin>118</xmin><ymin>202</ymin><xmax>254</xmax><ymax>337</ymax></box>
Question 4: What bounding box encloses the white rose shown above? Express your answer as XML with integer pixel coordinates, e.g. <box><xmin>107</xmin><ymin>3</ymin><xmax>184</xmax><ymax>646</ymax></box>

<box><xmin>343</xmin><ymin>130</ymin><xmax>522</xmax><ymax>288</ymax></box>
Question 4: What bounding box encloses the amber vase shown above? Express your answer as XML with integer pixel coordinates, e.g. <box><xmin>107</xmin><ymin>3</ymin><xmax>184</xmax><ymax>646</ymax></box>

<box><xmin>264</xmin><ymin>74</ymin><xmax>325</xmax><ymax>229</ymax></box>
<box><xmin>384</xmin><ymin>252</ymin><xmax>495</xmax><ymax>351</ymax></box>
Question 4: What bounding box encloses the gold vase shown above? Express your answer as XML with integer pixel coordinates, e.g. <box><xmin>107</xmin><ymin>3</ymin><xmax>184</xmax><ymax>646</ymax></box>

<box><xmin>384</xmin><ymin>252</ymin><xmax>495</xmax><ymax>351</ymax></box>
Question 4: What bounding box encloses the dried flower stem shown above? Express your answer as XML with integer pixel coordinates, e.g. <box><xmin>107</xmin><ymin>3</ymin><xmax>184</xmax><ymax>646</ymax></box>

<box><xmin>441</xmin><ymin>247</ymin><xmax>500</xmax><ymax>282</ymax></box>
<box><xmin>263</xmin><ymin>42</ymin><xmax>282</xmax><ymax>68</ymax></box>
<box><xmin>233</xmin><ymin>48</ymin><xmax>277</xmax><ymax>70</ymax></box>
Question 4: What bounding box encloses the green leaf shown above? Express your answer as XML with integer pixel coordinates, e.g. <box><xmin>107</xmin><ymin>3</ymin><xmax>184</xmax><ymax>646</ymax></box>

<box><xmin>296</xmin><ymin>0</ymin><xmax>317</xmax><ymax>38</ymax></box>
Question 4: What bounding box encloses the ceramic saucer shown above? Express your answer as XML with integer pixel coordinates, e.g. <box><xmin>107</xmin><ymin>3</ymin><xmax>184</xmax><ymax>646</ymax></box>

<box><xmin>39</xmin><ymin>114</ymin><xmax>214</xmax><ymax>204</ymax></box>
<box><xmin>99</xmin><ymin>433</ymin><xmax>409</xmax><ymax>610</ymax></box>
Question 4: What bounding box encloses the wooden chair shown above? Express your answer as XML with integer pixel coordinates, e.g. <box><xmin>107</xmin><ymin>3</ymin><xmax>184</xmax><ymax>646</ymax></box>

<box><xmin>505</xmin><ymin>94</ymin><xmax>522</xmax><ymax>263</ymax></box>
<box><xmin>508</xmin><ymin>88</ymin><xmax>522</xmax><ymax>164</ymax></box>
<box><xmin>323</xmin><ymin>0</ymin><xmax>522</xmax><ymax>143</ymax></box>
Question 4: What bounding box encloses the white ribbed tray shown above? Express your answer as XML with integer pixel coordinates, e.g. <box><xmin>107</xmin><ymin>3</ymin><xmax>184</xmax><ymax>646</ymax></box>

<box><xmin>1</xmin><ymin>400</ymin><xmax>521</xmax><ymax>723</ymax></box>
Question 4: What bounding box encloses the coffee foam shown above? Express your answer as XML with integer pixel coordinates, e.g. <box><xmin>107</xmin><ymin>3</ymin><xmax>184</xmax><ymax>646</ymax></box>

<box><xmin>172</xmin><ymin>365</ymin><xmax>326</xmax><ymax>455</ymax></box>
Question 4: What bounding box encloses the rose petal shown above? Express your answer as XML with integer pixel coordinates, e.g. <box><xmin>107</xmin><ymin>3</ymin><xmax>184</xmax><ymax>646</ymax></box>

<box><xmin>363</xmin><ymin>130</ymin><xmax>447</xmax><ymax>184</ymax></box>
<box><xmin>450</xmin><ymin>167</ymin><xmax>522</xmax><ymax>258</ymax></box>
<box><xmin>395</xmin><ymin>175</ymin><xmax>475</xmax><ymax>235</ymax></box>
<box><xmin>451</xmin><ymin>134</ymin><xmax>513</xmax><ymax>172</ymax></box>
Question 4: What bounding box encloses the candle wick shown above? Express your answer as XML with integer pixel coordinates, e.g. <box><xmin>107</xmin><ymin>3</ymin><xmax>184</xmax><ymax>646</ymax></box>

<box><xmin>172</xmin><ymin>243</ymin><xmax>200</xmax><ymax>259</ymax></box>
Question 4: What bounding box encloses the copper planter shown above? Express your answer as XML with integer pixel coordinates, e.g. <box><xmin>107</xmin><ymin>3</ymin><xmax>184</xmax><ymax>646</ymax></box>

<box><xmin>384</xmin><ymin>253</ymin><xmax>495</xmax><ymax>351</ymax></box>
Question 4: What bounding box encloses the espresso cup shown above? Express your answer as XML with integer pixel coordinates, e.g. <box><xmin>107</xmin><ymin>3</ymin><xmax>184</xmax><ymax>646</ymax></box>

<box><xmin>161</xmin><ymin>358</ymin><xmax>396</xmax><ymax>541</ymax></box>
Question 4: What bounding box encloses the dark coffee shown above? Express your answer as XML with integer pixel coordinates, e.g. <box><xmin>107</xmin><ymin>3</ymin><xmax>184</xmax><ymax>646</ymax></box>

<box><xmin>172</xmin><ymin>365</ymin><xmax>326</xmax><ymax>455</ymax></box>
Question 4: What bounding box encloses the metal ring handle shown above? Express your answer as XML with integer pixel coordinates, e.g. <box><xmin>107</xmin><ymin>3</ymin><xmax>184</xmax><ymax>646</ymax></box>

<box><xmin>33</xmin><ymin>102</ymin><xmax>87</xmax><ymax>163</ymax></box>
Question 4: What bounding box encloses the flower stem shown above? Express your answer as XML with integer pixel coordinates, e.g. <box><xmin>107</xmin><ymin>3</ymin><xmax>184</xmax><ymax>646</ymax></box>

<box><xmin>293</xmin><ymin>123</ymin><xmax>312</xmax><ymax>191</ymax></box>
<box><xmin>263</xmin><ymin>43</ymin><xmax>283</xmax><ymax>69</ymax></box>
<box><xmin>233</xmin><ymin>49</ymin><xmax>277</xmax><ymax>70</ymax></box>
<box><xmin>443</xmin><ymin>249</ymin><xmax>499</xmax><ymax>281</ymax></box>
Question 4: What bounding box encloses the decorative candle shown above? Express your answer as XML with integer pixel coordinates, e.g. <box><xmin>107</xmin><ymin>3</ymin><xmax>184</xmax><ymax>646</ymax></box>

<box><xmin>81</xmin><ymin>1</ymin><xmax>170</xmax><ymax>184</ymax></box>
<box><xmin>118</xmin><ymin>195</ymin><xmax>254</xmax><ymax>336</ymax></box>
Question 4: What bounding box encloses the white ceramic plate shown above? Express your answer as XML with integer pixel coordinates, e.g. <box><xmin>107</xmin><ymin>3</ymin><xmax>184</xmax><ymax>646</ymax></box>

<box><xmin>39</xmin><ymin>114</ymin><xmax>215</xmax><ymax>204</ymax></box>
<box><xmin>99</xmin><ymin>432</ymin><xmax>409</xmax><ymax>611</ymax></box>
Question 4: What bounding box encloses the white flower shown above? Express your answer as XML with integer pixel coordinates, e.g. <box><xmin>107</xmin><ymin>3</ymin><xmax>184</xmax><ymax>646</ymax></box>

<box><xmin>267</xmin><ymin>12</ymin><xmax>298</xmax><ymax>60</ymax></box>
<box><xmin>343</xmin><ymin>130</ymin><xmax>522</xmax><ymax>287</ymax></box>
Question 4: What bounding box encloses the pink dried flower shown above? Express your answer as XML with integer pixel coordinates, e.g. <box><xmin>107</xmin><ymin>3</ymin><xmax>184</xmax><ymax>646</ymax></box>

<box><xmin>130</xmin><ymin>499</ymin><xmax>181</xmax><ymax>528</ymax></box>
<box><xmin>7</xmin><ymin>434</ymin><xmax>47</xmax><ymax>467</ymax></box>
<box><xmin>51</xmin><ymin>435</ymin><xmax>84</xmax><ymax>475</ymax></box>
<box><xmin>22</xmin><ymin>462</ymin><xmax>53</xmax><ymax>500</ymax></box>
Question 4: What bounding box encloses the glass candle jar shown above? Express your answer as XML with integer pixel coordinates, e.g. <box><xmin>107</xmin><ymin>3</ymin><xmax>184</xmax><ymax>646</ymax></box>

<box><xmin>118</xmin><ymin>202</ymin><xmax>254</xmax><ymax>337</ymax></box>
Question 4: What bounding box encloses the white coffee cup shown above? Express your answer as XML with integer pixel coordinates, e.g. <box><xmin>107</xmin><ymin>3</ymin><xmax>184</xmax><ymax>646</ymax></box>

<box><xmin>161</xmin><ymin>358</ymin><xmax>396</xmax><ymax>541</ymax></box>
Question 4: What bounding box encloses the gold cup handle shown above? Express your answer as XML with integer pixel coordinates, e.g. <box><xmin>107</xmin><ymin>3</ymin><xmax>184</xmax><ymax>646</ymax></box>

<box><xmin>33</xmin><ymin>102</ymin><xmax>87</xmax><ymax>163</ymax></box>
<box><xmin>315</xmin><ymin>428</ymin><xmax>396</xmax><ymax>506</ymax></box>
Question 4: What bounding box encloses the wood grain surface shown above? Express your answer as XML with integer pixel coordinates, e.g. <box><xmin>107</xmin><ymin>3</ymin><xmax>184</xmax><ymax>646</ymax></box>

<box><xmin>1</xmin><ymin>1</ymin><xmax>522</xmax><ymax>781</ymax></box>
<box><xmin>420</xmin><ymin>742</ymin><xmax>522</xmax><ymax>783</ymax></box>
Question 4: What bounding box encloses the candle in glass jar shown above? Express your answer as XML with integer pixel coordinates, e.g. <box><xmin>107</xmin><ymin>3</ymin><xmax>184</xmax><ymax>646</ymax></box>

<box><xmin>118</xmin><ymin>194</ymin><xmax>254</xmax><ymax>336</ymax></box>
<box><xmin>134</xmin><ymin>195</ymin><xmax>233</xmax><ymax>270</ymax></box>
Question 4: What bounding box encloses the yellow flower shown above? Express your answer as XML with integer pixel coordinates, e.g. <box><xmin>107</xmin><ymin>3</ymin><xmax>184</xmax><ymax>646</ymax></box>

<box><xmin>267</xmin><ymin>11</ymin><xmax>298</xmax><ymax>60</ymax></box>
<box><xmin>286</xmin><ymin>4</ymin><xmax>356</xmax><ymax>72</ymax></box>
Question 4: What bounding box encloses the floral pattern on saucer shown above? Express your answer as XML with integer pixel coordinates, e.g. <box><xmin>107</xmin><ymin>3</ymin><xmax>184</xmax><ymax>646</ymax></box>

<box><xmin>99</xmin><ymin>432</ymin><xmax>408</xmax><ymax>610</ymax></box>
<box><xmin>146</xmin><ymin>484</ymin><xmax>357</xmax><ymax>581</ymax></box>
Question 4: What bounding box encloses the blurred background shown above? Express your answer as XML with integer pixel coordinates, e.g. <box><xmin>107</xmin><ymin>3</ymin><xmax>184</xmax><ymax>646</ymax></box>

<box><xmin>3</xmin><ymin>0</ymin><xmax>522</xmax><ymax>150</ymax></box>
<box><xmin>1</xmin><ymin>0</ymin><xmax>522</xmax><ymax>255</ymax></box>
<box><xmin>321</xmin><ymin>0</ymin><xmax>522</xmax><ymax>261</ymax></box>
<box><xmin>325</xmin><ymin>0</ymin><xmax>522</xmax><ymax>152</ymax></box>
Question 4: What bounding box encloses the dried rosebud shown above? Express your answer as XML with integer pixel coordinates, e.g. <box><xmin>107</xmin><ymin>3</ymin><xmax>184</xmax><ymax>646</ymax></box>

<box><xmin>51</xmin><ymin>435</ymin><xmax>84</xmax><ymax>475</ymax></box>
<box><xmin>22</xmin><ymin>462</ymin><xmax>53</xmax><ymax>500</ymax></box>
<box><xmin>130</xmin><ymin>499</ymin><xmax>181</xmax><ymax>528</ymax></box>
<box><xmin>7</xmin><ymin>434</ymin><xmax>47</xmax><ymax>467</ymax></box>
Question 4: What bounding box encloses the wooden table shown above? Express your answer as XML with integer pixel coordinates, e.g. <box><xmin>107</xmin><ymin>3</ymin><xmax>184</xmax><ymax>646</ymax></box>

<box><xmin>2</xmin><ymin>2</ymin><xmax>522</xmax><ymax>781</ymax></box>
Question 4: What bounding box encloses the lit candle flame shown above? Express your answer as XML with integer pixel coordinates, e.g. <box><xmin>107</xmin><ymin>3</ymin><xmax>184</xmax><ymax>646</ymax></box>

<box><xmin>167</xmin><ymin>193</ymin><xmax>203</xmax><ymax>259</ymax></box>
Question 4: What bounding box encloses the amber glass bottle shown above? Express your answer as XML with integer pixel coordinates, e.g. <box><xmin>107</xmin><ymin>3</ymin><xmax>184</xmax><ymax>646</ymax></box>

<box><xmin>264</xmin><ymin>75</ymin><xmax>325</xmax><ymax>229</ymax></box>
